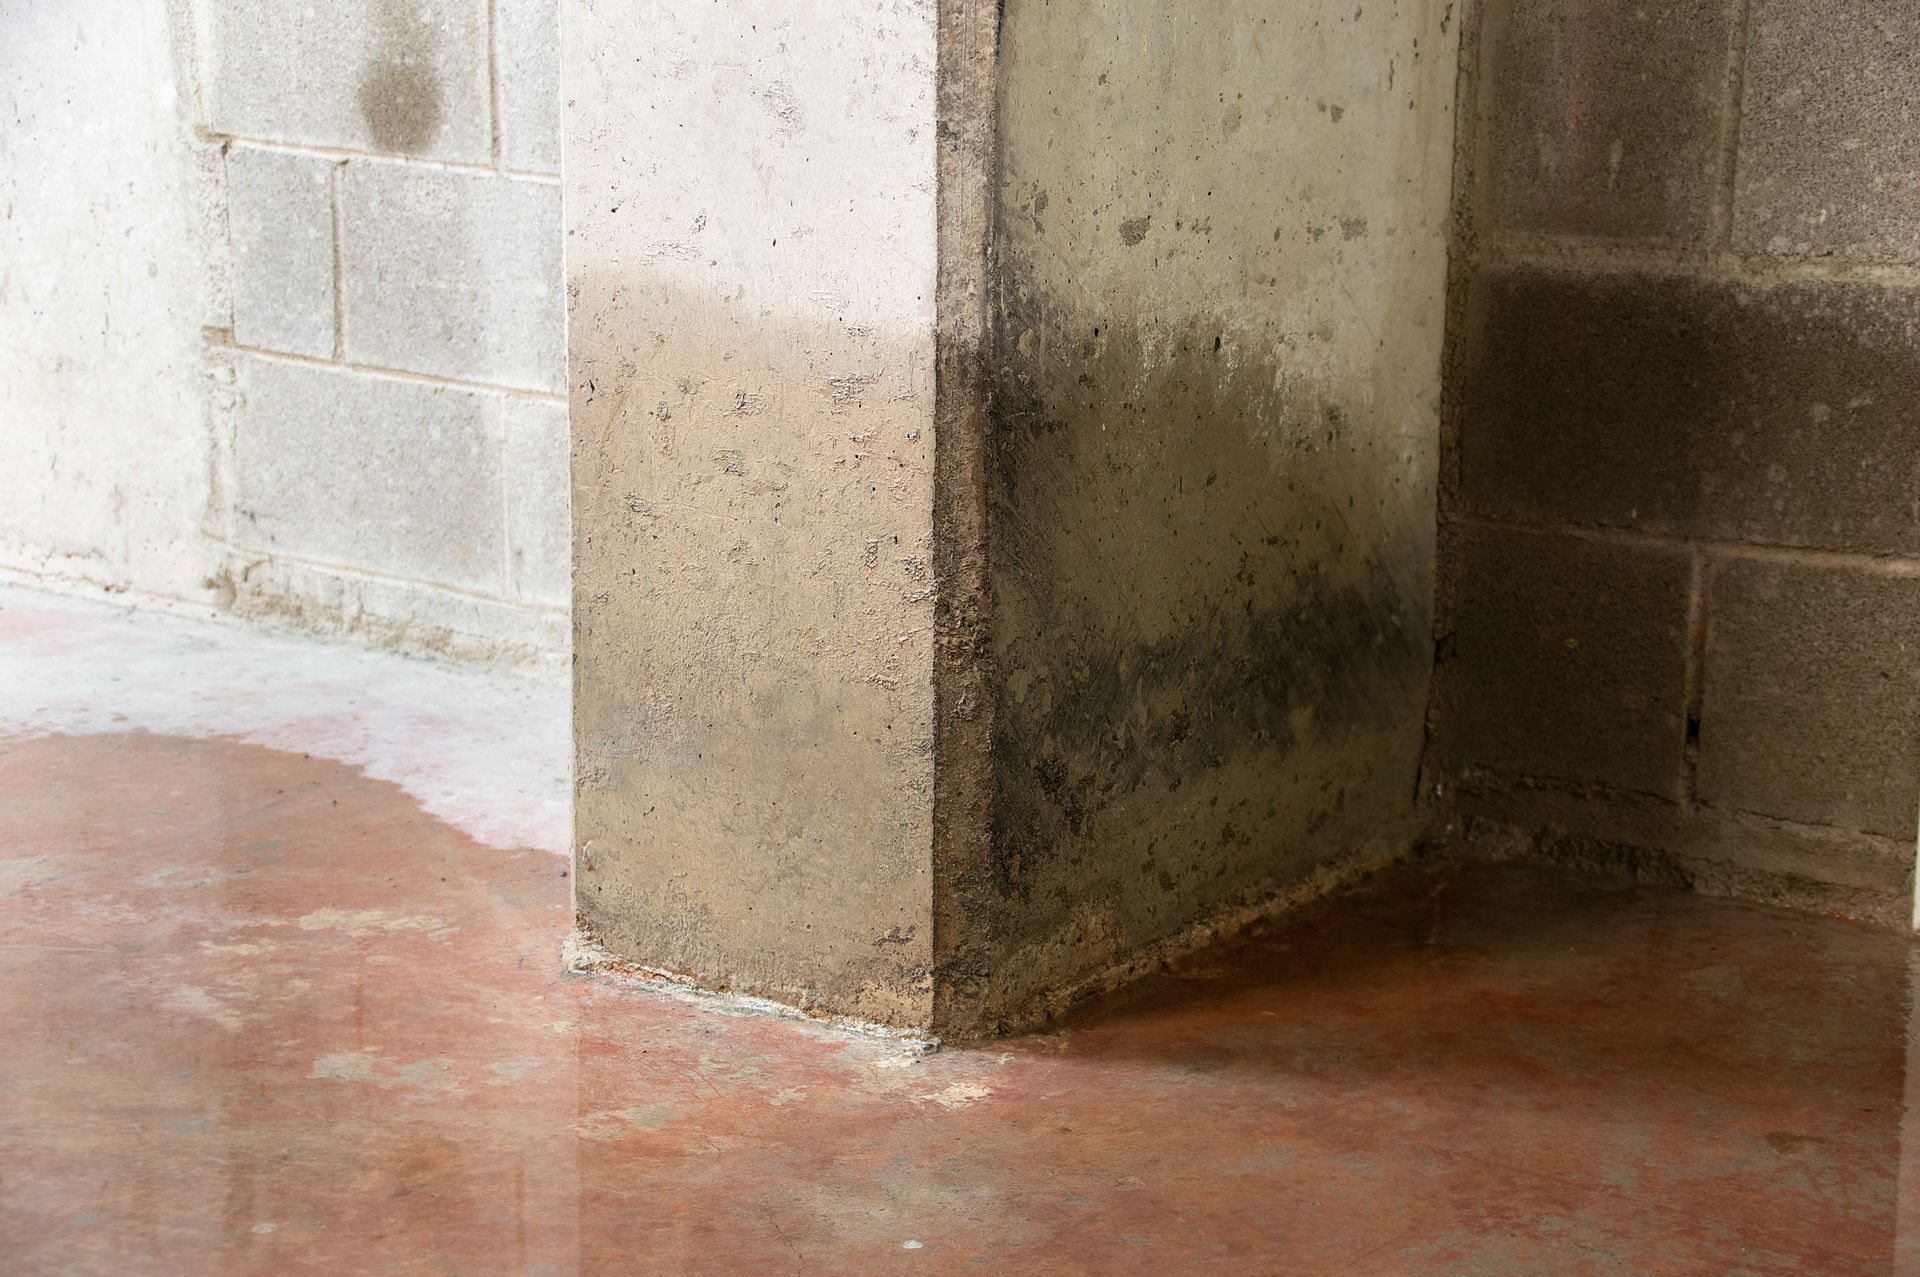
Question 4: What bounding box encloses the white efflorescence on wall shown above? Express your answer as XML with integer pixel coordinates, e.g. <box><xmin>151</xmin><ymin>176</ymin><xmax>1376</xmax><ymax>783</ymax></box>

<box><xmin>0</xmin><ymin>0</ymin><xmax>568</xmax><ymax>669</ymax></box>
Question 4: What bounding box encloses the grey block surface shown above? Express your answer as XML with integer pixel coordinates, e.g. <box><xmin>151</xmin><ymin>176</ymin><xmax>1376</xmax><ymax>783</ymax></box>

<box><xmin>1474</xmin><ymin>0</ymin><xmax>1729</xmax><ymax>245</ymax></box>
<box><xmin>1700</xmin><ymin>558</ymin><xmax>1920</xmax><ymax>840</ymax></box>
<box><xmin>1735</xmin><ymin>0</ymin><xmax>1920</xmax><ymax>263</ymax></box>
<box><xmin>502</xmin><ymin>397</ymin><xmax>568</xmax><ymax>605</ymax></box>
<box><xmin>496</xmin><ymin>0</ymin><xmax>561</xmax><ymax>173</ymax></box>
<box><xmin>1460</xmin><ymin>267</ymin><xmax>1920</xmax><ymax>554</ymax></box>
<box><xmin>226</xmin><ymin>145</ymin><xmax>336</xmax><ymax>358</ymax></box>
<box><xmin>230</xmin><ymin>354</ymin><xmax>505</xmax><ymax>593</ymax></box>
<box><xmin>339</xmin><ymin>161</ymin><xmax>563</xmax><ymax>393</ymax></box>
<box><xmin>205</xmin><ymin>0</ymin><xmax>492</xmax><ymax>163</ymax></box>
<box><xmin>1450</xmin><ymin>526</ymin><xmax>1691</xmax><ymax>798</ymax></box>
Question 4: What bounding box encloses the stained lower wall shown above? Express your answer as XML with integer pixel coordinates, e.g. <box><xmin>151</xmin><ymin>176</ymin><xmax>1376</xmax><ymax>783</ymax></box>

<box><xmin>566</xmin><ymin>0</ymin><xmax>943</xmax><ymax>1027</ymax></box>
<box><xmin>972</xmin><ymin>0</ymin><xmax>1461</xmax><ymax>1029</ymax></box>
<box><xmin>1428</xmin><ymin>0</ymin><xmax>1920</xmax><ymax>924</ymax></box>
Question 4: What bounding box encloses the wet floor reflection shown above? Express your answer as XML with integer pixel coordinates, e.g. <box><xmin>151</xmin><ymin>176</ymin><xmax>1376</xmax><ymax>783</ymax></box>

<box><xmin>1</xmin><ymin>730</ymin><xmax>1912</xmax><ymax>1273</ymax></box>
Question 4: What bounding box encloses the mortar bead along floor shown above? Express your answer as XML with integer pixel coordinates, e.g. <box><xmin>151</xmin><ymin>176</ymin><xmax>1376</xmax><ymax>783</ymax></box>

<box><xmin>4</xmin><ymin>732</ymin><xmax>1917</xmax><ymax>1274</ymax></box>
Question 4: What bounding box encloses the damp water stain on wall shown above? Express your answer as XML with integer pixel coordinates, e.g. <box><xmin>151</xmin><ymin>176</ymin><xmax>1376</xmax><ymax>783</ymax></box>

<box><xmin>357</xmin><ymin>0</ymin><xmax>447</xmax><ymax>154</ymax></box>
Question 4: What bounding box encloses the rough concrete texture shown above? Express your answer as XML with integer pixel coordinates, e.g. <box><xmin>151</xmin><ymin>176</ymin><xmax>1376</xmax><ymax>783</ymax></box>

<box><xmin>1446</xmin><ymin>527</ymin><xmax>1690</xmax><ymax>798</ymax></box>
<box><xmin>225</xmin><ymin>553</ymin><xmax>568</xmax><ymax>669</ymax></box>
<box><xmin>1471</xmin><ymin>0</ymin><xmax>1729</xmax><ymax>244</ymax></box>
<box><xmin>977</xmin><ymin>0</ymin><xmax>1458</xmax><ymax>1031</ymax></box>
<box><xmin>1459</xmin><ymin>266</ymin><xmax>1920</xmax><ymax>555</ymax></box>
<box><xmin>203</xmin><ymin>0</ymin><xmax>493</xmax><ymax>162</ymax></box>
<box><xmin>566</xmin><ymin>0</ymin><xmax>942</xmax><ymax>1027</ymax></box>
<box><xmin>339</xmin><ymin>162</ymin><xmax>564</xmax><ymax>393</ymax></box>
<box><xmin>1735</xmin><ymin>0</ymin><xmax>1920</xmax><ymax>264</ymax></box>
<box><xmin>1701</xmin><ymin>558</ymin><xmax>1920</xmax><ymax>841</ymax></box>
<box><xmin>225</xmin><ymin>145</ymin><xmax>336</xmax><ymax>358</ymax></box>
<box><xmin>0</xmin><ymin>0</ymin><xmax>222</xmax><ymax>602</ymax></box>
<box><xmin>926</xmin><ymin>0</ymin><xmax>1002</xmax><ymax>1037</ymax></box>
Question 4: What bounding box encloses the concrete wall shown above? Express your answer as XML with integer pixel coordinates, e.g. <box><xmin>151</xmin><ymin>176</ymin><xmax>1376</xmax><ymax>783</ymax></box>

<box><xmin>0</xmin><ymin>0</ymin><xmax>566</xmax><ymax>667</ymax></box>
<box><xmin>567</xmin><ymin>0</ymin><xmax>944</xmax><ymax>1025</ymax></box>
<box><xmin>976</xmin><ymin>0</ymin><xmax>1460</xmax><ymax>1028</ymax></box>
<box><xmin>1429</xmin><ymin>0</ymin><xmax>1920</xmax><ymax>924</ymax></box>
<box><xmin>0</xmin><ymin>0</ymin><xmax>220</xmax><ymax>601</ymax></box>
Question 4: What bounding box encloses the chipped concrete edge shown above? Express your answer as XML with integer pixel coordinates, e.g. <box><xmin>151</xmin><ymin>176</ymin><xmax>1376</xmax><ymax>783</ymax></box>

<box><xmin>563</xmin><ymin>921</ymin><xmax>942</xmax><ymax>1053</ymax></box>
<box><xmin>927</xmin><ymin>0</ymin><xmax>1002</xmax><ymax>1037</ymax></box>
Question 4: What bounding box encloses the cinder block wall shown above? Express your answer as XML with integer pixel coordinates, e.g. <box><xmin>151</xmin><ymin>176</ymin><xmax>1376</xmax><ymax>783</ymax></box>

<box><xmin>1</xmin><ymin>0</ymin><xmax>566</xmax><ymax>668</ymax></box>
<box><xmin>1429</xmin><ymin>0</ymin><xmax>1920</xmax><ymax>923</ymax></box>
<box><xmin>204</xmin><ymin>0</ymin><xmax>567</xmax><ymax>664</ymax></box>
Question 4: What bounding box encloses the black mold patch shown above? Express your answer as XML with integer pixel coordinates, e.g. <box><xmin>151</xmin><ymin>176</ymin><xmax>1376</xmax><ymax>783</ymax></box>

<box><xmin>985</xmin><ymin>284</ymin><xmax>1432</xmax><ymax>998</ymax></box>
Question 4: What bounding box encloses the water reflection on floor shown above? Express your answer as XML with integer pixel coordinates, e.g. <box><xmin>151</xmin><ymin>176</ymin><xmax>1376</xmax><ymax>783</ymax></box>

<box><xmin>2</xmin><ymin>728</ymin><xmax>1914</xmax><ymax>1274</ymax></box>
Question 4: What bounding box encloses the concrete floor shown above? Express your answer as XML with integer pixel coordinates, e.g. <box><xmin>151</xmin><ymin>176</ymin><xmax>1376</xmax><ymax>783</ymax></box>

<box><xmin>0</xmin><ymin>585</ymin><xmax>569</xmax><ymax>854</ymax></box>
<box><xmin>3</xmin><ymin>586</ymin><xmax>1918</xmax><ymax>1274</ymax></box>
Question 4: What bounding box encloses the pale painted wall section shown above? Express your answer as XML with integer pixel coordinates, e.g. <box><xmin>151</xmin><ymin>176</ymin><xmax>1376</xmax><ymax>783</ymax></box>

<box><xmin>567</xmin><ymin>0</ymin><xmax>943</xmax><ymax>1025</ymax></box>
<box><xmin>0</xmin><ymin>0</ymin><xmax>568</xmax><ymax>668</ymax></box>
<box><xmin>0</xmin><ymin>0</ymin><xmax>220</xmax><ymax>601</ymax></box>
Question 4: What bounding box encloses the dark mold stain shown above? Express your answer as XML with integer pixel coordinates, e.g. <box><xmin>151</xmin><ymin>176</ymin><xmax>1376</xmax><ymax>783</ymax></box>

<box><xmin>357</xmin><ymin>0</ymin><xmax>446</xmax><ymax>154</ymax></box>
<box><xmin>985</xmin><ymin>278</ymin><xmax>1432</xmax><ymax>1000</ymax></box>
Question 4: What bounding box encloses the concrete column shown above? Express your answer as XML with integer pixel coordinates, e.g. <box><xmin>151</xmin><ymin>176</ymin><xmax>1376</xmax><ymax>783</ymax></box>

<box><xmin>567</xmin><ymin>0</ymin><xmax>1458</xmax><ymax>1038</ymax></box>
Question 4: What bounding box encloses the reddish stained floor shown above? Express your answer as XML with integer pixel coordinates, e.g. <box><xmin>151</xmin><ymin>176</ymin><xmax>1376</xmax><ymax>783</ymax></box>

<box><xmin>2</xmin><ymin>730</ymin><xmax>1916</xmax><ymax>1274</ymax></box>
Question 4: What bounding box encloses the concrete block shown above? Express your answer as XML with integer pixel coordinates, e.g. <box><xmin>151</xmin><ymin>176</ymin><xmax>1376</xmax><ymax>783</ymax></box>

<box><xmin>1473</xmin><ymin>0</ymin><xmax>1728</xmax><ymax>245</ymax></box>
<box><xmin>339</xmin><ymin>162</ymin><xmax>563</xmax><ymax>393</ymax></box>
<box><xmin>225</xmin><ymin>146</ymin><xmax>335</xmax><ymax>358</ymax></box>
<box><xmin>204</xmin><ymin>0</ymin><xmax>492</xmax><ymax>163</ymax></box>
<box><xmin>229</xmin><ymin>354</ymin><xmax>505</xmax><ymax>593</ymax></box>
<box><xmin>1700</xmin><ymin>558</ymin><xmax>1920</xmax><ymax>839</ymax></box>
<box><xmin>1449</xmin><ymin>527</ymin><xmax>1690</xmax><ymax>797</ymax></box>
<box><xmin>1734</xmin><ymin>0</ymin><xmax>1920</xmax><ymax>264</ymax></box>
<box><xmin>501</xmin><ymin>397</ymin><xmax>568</xmax><ymax>606</ymax></box>
<box><xmin>1460</xmin><ymin>266</ymin><xmax>1920</xmax><ymax>554</ymax></box>
<box><xmin>496</xmin><ymin>0</ymin><xmax>561</xmax><ymax>173</ymax></box>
